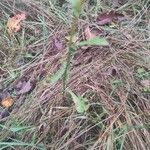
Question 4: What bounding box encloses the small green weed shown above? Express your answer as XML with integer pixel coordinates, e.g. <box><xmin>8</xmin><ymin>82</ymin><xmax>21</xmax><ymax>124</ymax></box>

<box><xmin>136</xmin><ymin>67</ymin><xmax>150</xmax><ymax>80</ymax></box>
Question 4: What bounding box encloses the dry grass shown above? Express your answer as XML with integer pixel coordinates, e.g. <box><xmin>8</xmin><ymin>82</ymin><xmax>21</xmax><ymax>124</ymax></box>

<box><xmin>0</xmin><ymin>0</ymin><xmax>150</xmax><ymax>150</ymax></box>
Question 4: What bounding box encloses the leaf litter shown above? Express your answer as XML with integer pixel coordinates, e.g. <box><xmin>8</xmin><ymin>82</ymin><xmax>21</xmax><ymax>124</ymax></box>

<box><xmin>1</xmin><ymin>97</ymin><xmax>14</xmax><ymax>108</ymax></box>
<box><xmin>15</xmin><ymin>79</ymin><xmax>36</xmax><ymax>95</ymax></box>
<box><xmin>7</xmin><ymin>12</ymin><xmax>26</xmax><ymax>35</ymax></box>
<box><xmin>52</xmin><ymin>34</ymin><xmax>63</xmax><ymax>50</ymax></box>
<box><xmin>0</xmin><ymin>1</ymin><xmax>149</xmax><ymax>149</ymax></box>
<box><xmin>0</xmin><ymin>92</ymin><xmax>13</xmax><ymax>118</ymax></box>
<box><xmin>84</xmin><ymin>25</ymin><xmax>97</xmax><ymax>40</ymax></box>
<box><xmin>97</xmin><ymin>10</ymin><xmax>125</xmax><ymax>25</ymax></box>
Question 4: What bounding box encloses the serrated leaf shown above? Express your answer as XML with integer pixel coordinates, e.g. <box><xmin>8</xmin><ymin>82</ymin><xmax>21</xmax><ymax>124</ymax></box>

<box><xmin>77</xmin><ymin>37</ymin><xmax>109</xmax><ymax>46</ymax></box>
<box><xmin>47</xmin><ymin>61</ymin><xmax>67</xmax><ymax>84</ymax></box>
<box><xmin>68</xmin><ymin>90</ymin><xmax>88</xmax><ymax>113</ymax></box>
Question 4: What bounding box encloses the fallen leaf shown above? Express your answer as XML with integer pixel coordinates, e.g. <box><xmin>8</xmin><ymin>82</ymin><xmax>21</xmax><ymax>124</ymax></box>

<box><xmin>97</xmin><ymin>11</ymin><xmax>125</xmax><ymax>26</ymax></box>
<box><xmin>1</xmin><ymin>97</ymin><xmax>14</xmax><ymax>108</ymax></box>
<box><xmin>16</xmin><ymin>80</ymin><xmax>32</xmax><ymax>95</ymax></box>
<box><xmin>84</xmin><ymin>26</ymin><xmax>97</xmax><ymax>40</ymax></box>
<box><xmin>97</xmin><ymin>11</ymin><xmax>113</xmax><ymax>25</ymax></box>
<box><xmin>7</xmin><ymin>12</ymin><xmax>26</xmax><ymax>35</ymax></box>
<box><xmin>82</xmin><ymin>25</ymin><xmax>107</xmax><ymax>49</ymax></box>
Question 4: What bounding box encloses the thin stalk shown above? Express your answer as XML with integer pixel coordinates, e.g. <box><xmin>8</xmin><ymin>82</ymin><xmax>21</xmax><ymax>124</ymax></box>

<box><xmin>63</xmin><ymin>16</ymin><xmax>78</xmax><ymax>95</ymax></box>
<box><xmin>62</xmin><ymin>0</ymin><xmax>85</xmax><ymax>96</ymax></box>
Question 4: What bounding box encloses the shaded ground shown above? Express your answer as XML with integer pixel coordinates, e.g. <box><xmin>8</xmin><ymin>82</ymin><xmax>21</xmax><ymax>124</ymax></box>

<box><xmin>0</xmin><ymin>0</ymin><xmax>150</xmax><ymax>150</ymax></box>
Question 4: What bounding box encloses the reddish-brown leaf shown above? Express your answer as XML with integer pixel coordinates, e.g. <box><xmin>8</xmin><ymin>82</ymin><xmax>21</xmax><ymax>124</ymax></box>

<box><xmin>7</xmin><ymin>12</ymin><xmax>26</xmax><ymax>35</ymax></box>
<box><xmin>84</xmin><ymin>26</ymin><xmax>97</xmax><ymax>40</ymax></box>
<box><xmin>97</xmin><ymin>11</ymin><xmax>125</xmax><ymax>26</ymax></box>
<box><xmin>97</xmin><ymin>11</ymin><xmax>113</xmax><ymax>25</ymax></box>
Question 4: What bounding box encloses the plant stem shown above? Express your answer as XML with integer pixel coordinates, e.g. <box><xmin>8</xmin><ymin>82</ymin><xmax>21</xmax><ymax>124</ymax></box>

<box><xmin>63</xmin><ymin>16</ymin><xmax>78</xmax><ymax>96</ymax></box>
<box><xmin>63</xmin><ymin>0</ymin><xmax>85</xmax><ymax>96</ymax></box>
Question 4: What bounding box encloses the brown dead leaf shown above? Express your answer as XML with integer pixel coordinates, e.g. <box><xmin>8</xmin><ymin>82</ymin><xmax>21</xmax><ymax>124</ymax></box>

<box><xmin>81</xmin><ymin>25</ymin><xmax>106</xmax><ymax>50</ymax></box>
<box><xmin>84</xmin><ymin>26</ymin><xmax>97</xmax><ymax>40</ymax></box>
<box><xmin>1</xmin><ymin>97</ymin><xmax>14</xmax><ymax>108</ymax></box>
<box><xmin>97</xmin><ymin>11</ymin><xmax>113</xmax><ymax>25</ymax></box>
<box><xmin>97</xmin><ymin>11</ymin><xmax>125</xmax><ymax>26</ymax></box>
<box><xmin>16</xmin><ymin>80</ymin><xmax>32</xmax><ymax>95</ymax></box>
<box><xmin>7</xmin><ymin>12</ymin><xmax>26</xmax><ymax>35</ymax></box>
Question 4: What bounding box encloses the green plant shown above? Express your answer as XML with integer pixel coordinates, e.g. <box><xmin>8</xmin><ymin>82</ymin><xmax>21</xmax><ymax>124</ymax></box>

<box><xmin>68</xmin><ymin>89</ymin><xmax>89</xmax><ymax>113</ymax></box>
<box><xmin>136</xmin><ymin>67</ymin><xmax>150</xmax><ymax>80</ymax></box>
<box><xmin>62</xmin><ymin>0</ymin><xmax>84</xmax><ymax>95</ymax></box>
<box><xmin>62</xmin><ymin>0</ymin><xmax>109</xmax><ymax>95</ymax></box>
<box><xmin>109</xmin><ymin>79</ymin><xmax>123</xmax><ymax>97</ymax></box>
<box><xmin>0</xmin><ymin>121</ymin><xmax>45</xmax><ymax>150</ymax></box>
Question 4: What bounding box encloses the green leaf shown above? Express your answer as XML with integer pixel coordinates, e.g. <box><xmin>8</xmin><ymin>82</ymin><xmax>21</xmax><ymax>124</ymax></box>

<box><xmin>47</xmin><ymin>61</ymin><xmax>67</xmax><ymax>84</ymax></box>
<box><xmin>68</xmin><ymin>90</ymin><xmax>88</xmax><ymax>113</ymax></box>
<box><xmin>136</xmin><ymin>67</ymin><xmax>150</xmax><ymax>79</ymax></box>
<box><xmin>77</xmin><ymin>37</ymin><xmax>109</xmax><ymax>46</ymax></box>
